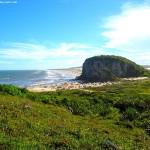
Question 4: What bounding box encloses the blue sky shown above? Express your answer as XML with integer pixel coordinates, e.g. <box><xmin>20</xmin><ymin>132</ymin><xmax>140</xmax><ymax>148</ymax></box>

<box><xmin>0</xmin><ymin>0</ymin><xmax>150</xmax><ymax>70</ymax></box>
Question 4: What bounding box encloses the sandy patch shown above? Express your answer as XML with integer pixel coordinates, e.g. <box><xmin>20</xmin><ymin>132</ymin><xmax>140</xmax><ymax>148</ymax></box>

<box><xmin>27</xmin><ymin>76</ymin><xmax>149</xmax><ymax>92</ymax></box>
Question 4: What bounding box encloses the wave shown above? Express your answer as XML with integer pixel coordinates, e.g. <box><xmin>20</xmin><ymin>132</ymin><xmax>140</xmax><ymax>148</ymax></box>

<box><xmin>32</xmin><ymin>70</ymin><xmax>43</xmax><ymax>74</ymax></box>
<box><xmin>0</xmin><ymin>69</ymin><xmax>78</xmax><ymax>87</ymax></box>
<box><xmin>45</xmin><ymin>70</ymin><xmax>76</xmax><ymax>80</ymax></box>
<box><xmin>0</xmin><ymin>78</ymin><xmax>10</xmax><ymax>80</ymax></box>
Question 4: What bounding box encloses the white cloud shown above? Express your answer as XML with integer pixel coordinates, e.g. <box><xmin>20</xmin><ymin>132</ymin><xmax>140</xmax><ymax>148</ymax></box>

<box><xmin>0</xmin><ymin>42</ymin><xmax>103</xmax><ymax>59</ymax></box>
<box><xmin>102</xmin><ymin>1</ymin><xmax>150</xmax><ymax>64</ymax></box>
<box><xmin>132</xmin><ymin>52</ymin><xmax>150</xmax><ymax>64</ymax></box>
<box><xmin>0</xmin><ymin>42</ymin><xmax>104</xmax><ymax>69</ymax></box>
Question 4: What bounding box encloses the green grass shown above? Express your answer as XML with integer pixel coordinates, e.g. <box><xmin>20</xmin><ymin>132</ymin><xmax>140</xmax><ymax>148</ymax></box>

<box><xmin>0</xmin><ymin>79</ymin><xmax>150</xmax><ymax>149</ymax></box>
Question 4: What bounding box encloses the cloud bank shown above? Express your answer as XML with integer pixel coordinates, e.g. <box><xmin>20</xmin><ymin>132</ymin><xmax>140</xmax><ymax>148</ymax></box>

<box><xmin>0</xmin><ymin>42</ymin><xmax>104</xmax><ymax>69</ymax></box>
<box><xmin>102</xmin><ymin>1</ymin><xmax>150</xmax><ymax>64</ymax></box>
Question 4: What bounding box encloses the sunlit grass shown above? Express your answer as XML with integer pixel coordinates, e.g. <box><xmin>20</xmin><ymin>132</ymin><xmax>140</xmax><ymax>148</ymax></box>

<box><xmin>0</xmin><ymin>79</ymin><xmax>150</xmax><ymax>149</ymax></box>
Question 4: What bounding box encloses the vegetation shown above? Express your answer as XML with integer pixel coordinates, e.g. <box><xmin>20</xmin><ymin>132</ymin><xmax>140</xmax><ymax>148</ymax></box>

<box><xmin>93</xmin><ymin>55</ymin><xmax>150</xmax><ymax>77</ymax></box>
<box><xmin>0</xmin><ymin>79</ymin><xmax>150</xmax><ymax>149</ymax></box>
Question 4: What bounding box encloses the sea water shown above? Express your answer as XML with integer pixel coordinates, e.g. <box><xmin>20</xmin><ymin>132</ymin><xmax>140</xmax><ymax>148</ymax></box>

<box><xmin>0</xmin><ymin>70</ymin><xmax>77</xmax><ymax>87</ymax></box>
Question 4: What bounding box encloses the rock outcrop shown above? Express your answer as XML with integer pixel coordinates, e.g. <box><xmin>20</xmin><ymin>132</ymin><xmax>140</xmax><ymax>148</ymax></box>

<box><xmin>77</xmin><ymin>55</ymin><xmax>149</xmax><ymax>82</ymax></box>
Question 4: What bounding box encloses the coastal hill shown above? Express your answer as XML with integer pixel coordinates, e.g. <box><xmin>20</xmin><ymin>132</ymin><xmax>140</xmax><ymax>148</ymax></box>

<box><xmin>77</xmin><ymin>55</ymin><xmax>150</xmax><ymax>82</ymax></box>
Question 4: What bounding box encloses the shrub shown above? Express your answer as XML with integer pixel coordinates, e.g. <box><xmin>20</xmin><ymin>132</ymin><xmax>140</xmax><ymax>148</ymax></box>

<box><xmin>117</xmin><ymin>121</ymin><xmax>133</xmax><ymax>129</ymax></box>
<box><xmin>99</xmin><ymin>104</ymin><xmax>112</xmax><ymax>117</ymax></box>
<box><xmin>115</xmin><ymin>100</ymin><xmax>133</xmax><ymax>111</ymax></box>
<box><xmin>21</xmin><ymin>88</ymin><xmax>29</xmax><ymax>94</ymax></box>
<box><xmin>62</xmin><ymin>98</ymin><xmax>90</xmax><ymax>116</ymax></box>
<box><xmin>125</xmin><ymin>107</ymin><xmax>138</xmax><ymax>121</ymax></box>
<box><xmin>93</xmin><ymin>103</ymin><xmax>112</xmax><ymax>117</ymax></box>
<box><xmin>0</xmin><ymin>84</ymin><xmax>22</xmax><ymax>96</ymax></box>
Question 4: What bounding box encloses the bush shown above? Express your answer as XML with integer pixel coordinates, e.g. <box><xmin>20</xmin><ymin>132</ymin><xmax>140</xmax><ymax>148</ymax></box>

<box><xmin>40</xmin><ymin>96</ymin><xmax>51</xmax><ymax>104</ymax></box>
<box><xmin>99</xmin><ymin>104</ymin><xmax>112</xmax><ymax>117</ymax></box>
<box><xmin>0</xmin><ymin>84</ymin><xmax>30</xmax><ymax>97</ymax></box>
<box><xmin>0</xmin><ymin>84</ymin><xmax>22</xmax><ymax>96</ymax></box>
<box><xmin>62</xmin><ymin>98</ymin><xmax>90</xmax><ymax>116</ymax></box>
<box><xmin>115</xmin><ymin>100</ymin><xmax>133</xmax><ymax>111</ymax></box>
<box><xmin>124</xmin><ymin>107</ymin><xmax>138</xmax><ymax>121</ymax></box>
<box><xmin>117</xmin><ymin>121</ymin><xmax>133</xmax><ymax>129</ymax></box>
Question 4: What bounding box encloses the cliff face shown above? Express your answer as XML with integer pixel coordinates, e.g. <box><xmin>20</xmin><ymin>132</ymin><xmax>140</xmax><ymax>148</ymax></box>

<box><xmin>77</xmin><ymin>55</ymin><xmax>148</xmax><ymax>82</ymax></box>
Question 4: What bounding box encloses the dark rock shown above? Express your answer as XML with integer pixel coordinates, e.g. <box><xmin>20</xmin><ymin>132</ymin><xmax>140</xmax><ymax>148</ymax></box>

<box><xmin>77</xmin><ymin>55</ymin><xmax>149</xmax><ymax>82</ymax></box>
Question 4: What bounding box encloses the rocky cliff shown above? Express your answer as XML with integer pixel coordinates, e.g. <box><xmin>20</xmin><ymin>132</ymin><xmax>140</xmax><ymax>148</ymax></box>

<box><xmin>77</xmin><ymin>55</ymin><xmax>149</xmax><ymax>82</ymax></box>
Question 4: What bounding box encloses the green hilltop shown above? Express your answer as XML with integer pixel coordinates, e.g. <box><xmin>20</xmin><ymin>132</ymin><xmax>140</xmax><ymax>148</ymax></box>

<box><xmin>78</xmin><ymin>55</ymin><xmax>150</xmax><ymax>82</ymax></box>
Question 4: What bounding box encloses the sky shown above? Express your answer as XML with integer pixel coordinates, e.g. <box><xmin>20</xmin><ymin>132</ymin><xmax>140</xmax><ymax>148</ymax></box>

<box><xmin>0</xmin><ymin>0</ymin><xmax>150</xmax><ymax>70</ymax></box>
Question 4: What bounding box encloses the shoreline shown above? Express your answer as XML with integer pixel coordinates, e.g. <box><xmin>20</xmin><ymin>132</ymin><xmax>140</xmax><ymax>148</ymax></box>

<box><xmin>27</xmin><ymin>77</ymin><xmax>148</xmax><ymax>92</ymax></box>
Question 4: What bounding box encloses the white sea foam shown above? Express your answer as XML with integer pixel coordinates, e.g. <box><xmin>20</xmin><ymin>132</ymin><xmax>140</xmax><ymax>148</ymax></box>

<box><xmin>45</xmin><ymin>70</ymin><xmax>76</xmax><ymax>80</ymax></box>
<box><xmin>32</xmin><ymin>70</ymin><xmax>43</xmax><ymax>74</ymax></box>
<box><xmin>0</xmin><ymin>68</ymin><xmax>81</xmax><ymax>87</ymax></box>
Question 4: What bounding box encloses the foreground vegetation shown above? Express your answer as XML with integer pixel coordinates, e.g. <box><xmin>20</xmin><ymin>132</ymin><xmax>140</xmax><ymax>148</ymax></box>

<box><xmin>0</xmin><ymin>79</ymin><xmax>150</xmax><ymax>149</ymax></box>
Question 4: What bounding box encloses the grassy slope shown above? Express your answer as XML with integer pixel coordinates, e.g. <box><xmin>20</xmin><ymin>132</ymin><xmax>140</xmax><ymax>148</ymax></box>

<box><xmin>0</xmin><ymin>80</ymin><xmax>150</xmax><ymax>149</ymax></box>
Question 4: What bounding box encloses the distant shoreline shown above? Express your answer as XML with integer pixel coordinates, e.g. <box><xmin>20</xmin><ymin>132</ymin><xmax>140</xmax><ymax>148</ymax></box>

<box><xmin>0</xmin><ymin>66</ymin><xmax>149</xmax><ymax>90</ymax></box>
<box><xmin>0</xmin><ymin>68</ymin><xmax>82</xmax><ymax>88</ymax></box>
<box><xmin>27</xmin><ymin>77</ymin><xmax>149</xmax><ymax>92</ymax></box>
<box><xmin>27</xmin><ymin>66</ymin><xmax>150</xmax><ymax>92</ymax></box>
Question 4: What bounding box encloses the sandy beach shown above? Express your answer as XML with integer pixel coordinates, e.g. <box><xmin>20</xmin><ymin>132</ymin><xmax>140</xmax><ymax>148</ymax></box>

<box><xmin>27</xmin><ymin>66</ymin><xmax>149</xmax><ymax>92</ymax></box>
<box><xmin>27</xmin><ymin>77</ymin><xmax>149</xmax><ymax>92</ymax></box>
<box><xmin>27</xmin><ymin>67</ymin><xmax>82</xmax><ymax>92</ymax></box>
<box><xmin>27</xmin><ymin>81</ymin><xmax>113</xmax><ymax>92</ymax></box>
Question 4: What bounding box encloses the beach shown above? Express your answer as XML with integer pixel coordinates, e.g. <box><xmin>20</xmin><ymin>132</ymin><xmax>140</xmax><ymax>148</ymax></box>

<box><xmin>27</xmin><ymin>67</ymin><xmax>148</xmax><ymax>92</ymax></box>
<box><xmin>27</xmin><ymin>67</ymin><xmax>82</xmax><ymax>92</ymax></box>
<box><xmin>27</xmin><ymin>81</ymin><xmax>113</xmax><ymax>92</ymax></box>
<box><xmin>27</xmin><ymin>77</ymin><xmax>148</xmax><ymax>92</ymax></box>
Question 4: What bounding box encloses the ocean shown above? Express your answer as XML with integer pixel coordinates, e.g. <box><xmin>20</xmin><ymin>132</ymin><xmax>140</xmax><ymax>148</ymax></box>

<box><xmin>0</xmin><ymin>70</ymin><xmax>77</xmax><ymax>87</ymax></box>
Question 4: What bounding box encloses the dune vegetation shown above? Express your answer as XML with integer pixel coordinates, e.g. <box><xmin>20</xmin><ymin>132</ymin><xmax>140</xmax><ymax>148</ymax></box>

<box><xmin>0</xmin><ymin>79</ymin><xmax>150</xmax><ymax>149</ymax></box>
